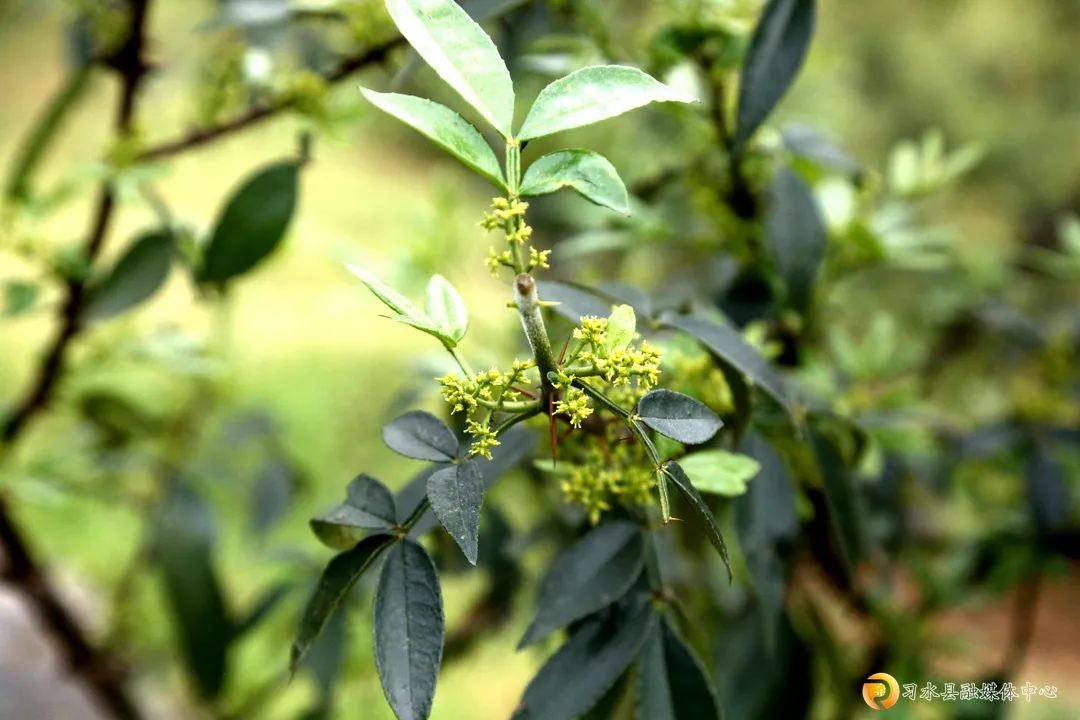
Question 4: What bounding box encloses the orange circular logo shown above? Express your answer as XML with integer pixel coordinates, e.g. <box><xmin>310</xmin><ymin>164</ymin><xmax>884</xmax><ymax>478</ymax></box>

<box><xmin>862</xmin><ymin>672</ymin><xmax>900</xmax><ymax>710</ymax></box>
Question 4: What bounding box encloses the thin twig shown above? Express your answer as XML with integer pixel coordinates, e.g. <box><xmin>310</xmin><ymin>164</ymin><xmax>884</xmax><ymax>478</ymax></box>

<box><xmin>0</xmin><ymin>2</ymin><xmax>153</xmax><ymax>718</ymax></box>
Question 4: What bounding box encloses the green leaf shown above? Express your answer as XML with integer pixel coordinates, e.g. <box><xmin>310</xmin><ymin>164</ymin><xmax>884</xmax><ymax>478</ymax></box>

<box><xmin>518</xmin><ymin>65</ymin><xmax>695</xmax><ymax>141</ymax></box>
<box><xmin>346</xmin><ymin>264</ymin><xmax>466</xmax><ymax>347</ymax></box>
<box><xmin>154</xmin><ymin>486</ymin><xmax>232</xmax><ymax>699</ymax></box>
<box><xmin>659</xmin><ymin>312</ymin><xmax>794</xmax><ymax>419</ymax></box>
<box><xmin>679</xmin><ymin>449</ymin><xmax>761</xmax><ymax>497</ymax></box>
<box><xmin>767</xmin><ymin>167</ymin><xmax>825</xmax><ymax>312</ymax></box>
<box><xmin>3</xmin><ymin>279</ymin><xmax>39</xmax><ymax>317</ymax></box>
<box><xmin>425</xmin><ymin>274</ymin><xmax>468</xmax><ymax>343</ymax></box>
<box><xmin>385</xmin><ymin>0</ymin><xmax>514</xmax><ymax>137</ymax></box>
<box><xmin>637</xmin><ymin>389</ymin><xmax>723</xmax><ymax>445</ymax></box>
<box><xmin>1026</xmin><ymin>442</ymin><xmax>1070</xmax><ymax>535</ymax></box>
<box><xmin>519</xmin><ymin>149</ymin><xmax>629</xmax><ymax>215</ymax></box>
<box><xmin>519</xmin><ymin>520</ymin><xmax>644</xmax><ymax>648</ymax></box>
<box><xmin>290</xmin><ymin>534</ymin><xmax>395</xmax><ymax>676</ymax></box>
<box><xmin>426</xmin><ymin>460</ymin><xmax>484</xmax><ymax>564</ymax></box>
<box><xmin>359</xmin><ymin>89</ymin><xmax>505</xmax><ymax>188</ymax></box>
<box><xmin>663</xmin><ymin>461</ymin><xmax>731</xmax><ymax>575</ymax></box>
<box><xmin>199</xmin><ymin>160</ymin><xmax>300</xmax><ymax>285</ymax></box>
<box><xmin>735</xmin><ymin>0</ymin><xmax>816</xmax><ymax>151</ymax></box>
<box><xmin>383</xmin><ymin>410</ymin><xmax>459</xmax><ymax>462</ymax></box>
<box><xmin>735</xmin><ymin>433</ymin><xmax>798</xmax><ymax>550</ymax></box>
<box><xmin>374</xmin><ymin>539</ymin><xmax>445</xmax><ymax>720</ymax></box>
<box><xmin>811</xmin><ymin>431</ymin><xmax>864</xmax><ymax>572</ymax></box>
<box><xmin>85</xmin><ymin>230</ymin><xmax>174</xmax><ymax>321</ymax></box>
<box><xmin>637</xmin><ymin>617</ymin><xmax>722</xmax><ymax>720</ymax></box>
<box><xmin>512</xmin><ymin>597</ymin><xmax>654</xmax><ymax>720</ymax></box>
<box><xmin>310</xmin><ymin>474</ymin><xmax>397</xmax><ymax>550</ymax></box>
<box><xmin>605</xmin><ymin>304</ymin><xmax>636</xmax><ymax>351</ymax></box>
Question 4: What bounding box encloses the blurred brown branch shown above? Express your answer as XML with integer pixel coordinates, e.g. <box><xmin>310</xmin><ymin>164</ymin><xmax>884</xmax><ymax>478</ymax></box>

<box><xmin>0</xmin><ymin>1</ymin><xmax>153</xmax><ymax>718</ymax></box>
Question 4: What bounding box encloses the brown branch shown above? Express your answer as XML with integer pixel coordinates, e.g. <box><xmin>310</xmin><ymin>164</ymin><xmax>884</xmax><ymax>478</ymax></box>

<box><xmin>0</xmin><ymin>1</ymin><xmax>153</xmax><ymax>718</ymax></box>
<box><xmin>137</xmin><ymin>37</ymin><xmax>404</xmax><ymax>162</ymax></box>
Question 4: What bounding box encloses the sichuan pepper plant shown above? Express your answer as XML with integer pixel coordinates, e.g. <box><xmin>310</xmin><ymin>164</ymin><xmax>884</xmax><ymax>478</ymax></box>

<box><xmin>289</xmin><ymin>1</ymin><xmax>760</xmax><ymax>718</ymax></box>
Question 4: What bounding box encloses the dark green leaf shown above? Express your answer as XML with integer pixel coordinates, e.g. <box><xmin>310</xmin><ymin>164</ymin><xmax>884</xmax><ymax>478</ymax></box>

<box><xmin>520</xmin><ymin>149</ymin><xmax>629</xmax><ymax>215</ymax></box>
<box><xmin>3</xmin><ymin>279</ymin><xmax>39</xmax><ymax>317</ymax></box>
<box><xmin>360</xmin><ymin>89</ymin><xmax>505</xmax><ymax>187</ymax></box>
<box><xmin>199</xmin><ymin>160</ymin><xmax>300</xmax><ymax>285</ymax></box>
<box><xmin>250</xmin><ymin>458</ymin><xmax>295</xmax><ymax>535</ymax></box>
<box><xmin>519</xmin><ymin>520</ymin><xmax>644</xmax><ymax>648</ymax></box>
<box><xmin>385</xmin><ymin>0</ymin><xmax>514</xmax><ymax>137</ymax></box>
<box><xmin>518</xmin><ymin>65</ymin><xmax>695</xmax><ymax>141</ymax></box>
<box><xmin>383</xmin><ymin>410</ymin><xmax>459</xmax><ymax>462</ymax></box>
<box><xmin>397</xmin><ymin>426</ymin><xmax>534</xmax><ymax>533</ymax></box>
<box><xmin>735</xmin><ymin>0</ymin><xmax>816</xmax><ymax>151</ymax></box>
<box><xmin>663</xmin><ymin>461</ymin><xmax>731</xmax><ymax>575</ymax></box>
<box><xmin>811</xmin><ymin>431</ymin><xmax>864</xmax><ymax>571</ymax></box>
<box><xmin>426</xmin><ymin>460</ymin><xmax>484</xmax><ymax>564</ymax></box>
<box><xmin>766</xmin><ymin>167</ymin><xmax>825</xmax><ymax>312</ymax></box>
<box><xmin>512</xmin><ymin>597</ymin><xmax>654</xmax><ymax>720</ymax></box>
<box><xmin>290</xmin><ymin>534</ymin><xmax>395</xmax><ymax>676</ymax></box>
<box><xmin>637</xmin><ymin>617</ymin><xmax>721</xmax><ymax>720</ymax></box>
<box><xmin>659</xmin><ymin>312</ymin><xmax>794</xmax><ymax>418</ymax></box>
<box><xmin>85</xmin><ymin>231</ymin><xmax>173</xmax><ymax>320</ymax></box>
<box><xmin>155</xmin><ymin>485</ymin><xmax>232</xmax><ymax>699</ymax></box>
<box><xmin>1026</xmin><ymin>443</ymin><xmax>1070</xmax><ymax>535</ymax></box>
<box><xmin>311</xmin><ymin>474</ymin><xmax>397</xmax><ymax>550</ymax></box>
<box><xmin>735</xmin><ymin>433</ymin><xmax>798</xmax><ymax>550</ymax></box>
<box><xmin>637</xmin><ymin>389</ymin><xmax>723</xmax><ymax>445</ymax></box>
<box><xmin>538</xmin><ymin>280</ymin><xmax>614</xmax><ymax>323</ymax></box>
<box><xmin>374</xmin><ymin>540</ymin><xmax>445</xmax><ymax>720</ymax></box>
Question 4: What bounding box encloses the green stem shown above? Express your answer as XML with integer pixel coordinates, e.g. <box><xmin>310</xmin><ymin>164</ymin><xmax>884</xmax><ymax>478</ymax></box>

<box><xmin>515</xmin><ymin>274</ymin><xmax>557</xmax><ymax>403</ymax></box>
<box><xmin>475</xmin><ymin>397</ymin><xmax>541</xmax><ymax>413</ymax></box>
<box><xmin>445</xmin><ymin>343</ymin><xmax>474</xmax><ymax>377</ymax></box>
<box><xmin>4</xmin><ymin>65</ymin><xmax>93</xmax><ymax>206</ymax></box>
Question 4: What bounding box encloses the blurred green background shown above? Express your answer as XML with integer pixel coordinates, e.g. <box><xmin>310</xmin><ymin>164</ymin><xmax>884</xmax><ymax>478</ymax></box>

<box><xmin>0</xmin><ymin>0</ymin><xmax>1077</xmax><ymax>718</ymax></box>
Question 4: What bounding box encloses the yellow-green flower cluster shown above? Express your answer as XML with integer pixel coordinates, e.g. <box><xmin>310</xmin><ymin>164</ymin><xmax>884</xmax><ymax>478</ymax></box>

<box><xmin>437</xmin><ymin>359</ymin><xmax>536</xmax><ymax>458</ymax></box>
<box><xmin>559</xmin><ymin>442</ymin><xmax>655</xmax><ymax>525</ymax></box>
<box><xmin>554</xmin><ymin>386</ymin><xmax>592</xmax><ymax>428</ymax></box>
<box><xmin>482</xmin><ymin>197</ymin><xmax>548</xmax><ymax>275</ymax></box>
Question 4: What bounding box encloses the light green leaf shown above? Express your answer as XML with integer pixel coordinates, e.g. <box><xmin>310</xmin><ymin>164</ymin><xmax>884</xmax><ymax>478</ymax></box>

<box><xmin>678</xmin><ymin>450</ymin><xmax>761</xmax><ymax>497</ymax></box>
<box><xmin>606</xmin><ymin>304</ymin><xmax>636</xmax><ymax>351</ymax></box>
<box><xmin>385</xmin><ymin>0</ymin><xmax>514</xmax><ymax>137</ymax></box>
<box><xmin>347</xmin><ymin>264</ymin><xmax>465</xmax><ymax>347</ymax></box>
<box><xmin>425</xmin><ymin>274</ymin><xmax>468</xmax><ymax>342</ymax></box>
<box><xmin>346</xmin><ymin>263</ymin><xmax>424</xmax><ymax>319</ymax></box>
<box><xmin>517</xmin><ymin>65</ymin><xmax>695</xmax><ymax>141</ymax></box>
<box><xmin>359</xmin><ymin>89</ymin><xmax>505</xmax><ymax>188</ymax></box>
<box><xmin>519</xmin><ymin>149</ymin><xmax>630</xmax><ymax>215</ymax></box>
